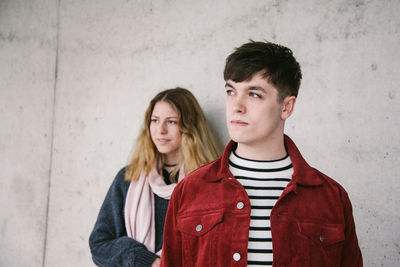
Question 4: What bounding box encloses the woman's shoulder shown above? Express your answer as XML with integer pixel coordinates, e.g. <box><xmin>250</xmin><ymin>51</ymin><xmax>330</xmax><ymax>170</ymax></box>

<box><xmin>110</xmin><ymin>166</ymin><xmax>131</xmax><ymax>191</ymax></box>
<box><xmin>115</xmin><ymin>166</ymin><xmax>127</xmax><ymax>179</ymax></box>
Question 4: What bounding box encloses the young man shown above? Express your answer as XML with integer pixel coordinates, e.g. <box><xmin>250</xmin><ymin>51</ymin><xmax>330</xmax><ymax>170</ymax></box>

<box><xmin>160</xmin><ymin>41</ymin><xmax>362</xmax><ymax>267</ymax></box>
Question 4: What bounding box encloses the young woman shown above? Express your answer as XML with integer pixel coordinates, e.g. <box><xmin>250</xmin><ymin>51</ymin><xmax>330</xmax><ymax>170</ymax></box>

<box><xmin>89</xmin><ymin>87</ymin><xmax>221</xmax><ymax>267</ymax></box>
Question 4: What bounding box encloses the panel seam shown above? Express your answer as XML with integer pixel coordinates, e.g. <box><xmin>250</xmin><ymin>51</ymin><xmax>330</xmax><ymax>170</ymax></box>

<box><xmin>42</xmin><ymin>0</ymin><xmax>61</xmax><ymax>266</ymax></box>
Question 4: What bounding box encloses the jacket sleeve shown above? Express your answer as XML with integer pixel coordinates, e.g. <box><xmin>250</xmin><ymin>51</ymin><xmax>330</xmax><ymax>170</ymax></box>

<box><xmin>340</xmin><ymin>189</ymin><xmax>363</xmax><ymax>267</ymax></box>
<box><xmin>89</xmin><ymin>168</ymin><xmax>158</xmax><ymax>267</ymax></box>
<box><xmin>160</xmin><ymin>184</ymin><xmax>183</xmax><ymax>267</ymax></box>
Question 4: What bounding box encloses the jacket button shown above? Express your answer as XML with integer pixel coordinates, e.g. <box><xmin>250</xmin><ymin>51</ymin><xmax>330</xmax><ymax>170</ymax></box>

<box><xmin>319</xmin><ymin>235</ymin><xmax>324</xmax><ymax>243</ymax></box>
<box><xmin>236</xmin><ymin>202</ymin><xmax>244</xmax><ymax>209</ymax></box>
<box><xmin>228</xmin><ymin>177</ymin><xmax>233</xmax><ymax>180</ymax></box>
<box><xmin>195</xmin><ymin>224</ymin><xmax>203</xmax><ymax>232</ymax></box>
<box><xmin>233</xmin><ymin>252</ymin><xmax>241</xmax><ymax>261</ymax></box>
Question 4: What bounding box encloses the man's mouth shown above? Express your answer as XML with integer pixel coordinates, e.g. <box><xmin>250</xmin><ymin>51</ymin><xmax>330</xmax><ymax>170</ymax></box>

<box><xmin>230</xmin><ymin>120</ymin><xmax>248</xmax><ymax>126</ymax></box>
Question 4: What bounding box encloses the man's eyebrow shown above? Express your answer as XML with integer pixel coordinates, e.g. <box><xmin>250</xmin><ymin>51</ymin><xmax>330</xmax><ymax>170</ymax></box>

<box><xmin>225</xmin><ymin>82</ymin><xmax>234</xmax><ymax>88</ymax></box>
<box><xmin>225</xmin><ymin>82</ymin><xmax>266</xmax><ymax>93</ymax></box>
<box><xmin>248</xmin><ymin>86</ymin><xmax>266</xmax><ymax>93</ymax></box>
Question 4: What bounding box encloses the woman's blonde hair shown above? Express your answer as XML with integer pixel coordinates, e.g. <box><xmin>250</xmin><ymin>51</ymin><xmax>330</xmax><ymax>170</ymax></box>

<box><xmin>125</xmin><ymin>87</ymin><xmax>221</xmax><ymax>182</ymax></box>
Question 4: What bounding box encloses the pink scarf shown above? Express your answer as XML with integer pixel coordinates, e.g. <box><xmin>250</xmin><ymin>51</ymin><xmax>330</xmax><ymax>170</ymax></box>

<box><xmin>124</xmin><ymin>162</ymin><xmax>185</xmax><ymax>255</ymax></box>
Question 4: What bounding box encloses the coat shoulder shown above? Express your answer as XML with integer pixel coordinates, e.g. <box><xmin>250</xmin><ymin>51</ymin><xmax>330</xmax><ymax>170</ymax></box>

<box><xmin>176</xmin><ymin>158</ymin><xmax>222</xmax><ymax>188</ymax></box>
<box><xmin>314</xmin><ymin>168</ymin><xmax>350</xmax><ymax>199</ymax></box>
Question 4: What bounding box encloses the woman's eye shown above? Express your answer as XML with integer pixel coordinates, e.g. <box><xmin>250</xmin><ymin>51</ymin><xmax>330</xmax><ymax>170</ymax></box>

<box><xmin>168</xmin><ymin>120</ymin><xmax>177</xmax><ymax>125</ymax></box>
<box><xmin>151</xmin><ymin>119</ymin><xmax>159</xmax><ymax>123</ymax></box>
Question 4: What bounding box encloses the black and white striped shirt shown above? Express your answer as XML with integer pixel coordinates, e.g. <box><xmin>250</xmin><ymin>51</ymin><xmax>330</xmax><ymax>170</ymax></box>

<box><xmin>229</xmin><ymin>151</ymin><xmax>293</xmax><ymax>266</ymax></box>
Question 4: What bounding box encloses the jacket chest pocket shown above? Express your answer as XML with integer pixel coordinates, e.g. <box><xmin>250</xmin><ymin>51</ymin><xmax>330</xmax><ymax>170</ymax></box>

<box><xmin>297</xmin><ymin>221</ymin><xmax>345</xmax><ymax>267</ymax></box>
<box><xmin>177</xmin><ymin>209</ymin><xmax>224</xmax><ymax>267</ymax></box>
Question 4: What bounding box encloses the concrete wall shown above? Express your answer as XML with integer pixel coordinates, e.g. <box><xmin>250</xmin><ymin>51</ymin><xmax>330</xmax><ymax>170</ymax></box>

<box><xmin>1</xmin><ymin>0</ymin><xmax>399</xmax><ymax>266</ymax></box>
<box><xmin>0</xmin><ymin>0</ymin><xmax>57</xmax><ymax>266</ymax></box>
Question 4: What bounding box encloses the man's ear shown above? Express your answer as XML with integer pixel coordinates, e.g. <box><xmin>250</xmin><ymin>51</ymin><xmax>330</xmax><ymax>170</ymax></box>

<box><xmin>281</xmin><ymin>96</ymin><xmax>296</xmax><ymax>120</ymax></box>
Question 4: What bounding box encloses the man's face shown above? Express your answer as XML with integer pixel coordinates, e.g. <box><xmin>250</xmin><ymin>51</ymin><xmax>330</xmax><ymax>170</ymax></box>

<box><xmin>225</xmin><ymin>72</ymin><xmax>286</xmax><ymax>148</ymax></box>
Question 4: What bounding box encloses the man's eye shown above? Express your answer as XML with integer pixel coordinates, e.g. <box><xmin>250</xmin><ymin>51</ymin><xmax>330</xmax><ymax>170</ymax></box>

<box><xmin>250</xmin><ymin>92</ymin><xmax>261</xmax><ymax>98</ymax></box>
<box><xmin>226</xmin><ymin>89</ymin><xmax>234</xmax><ymax>96</ymax></box>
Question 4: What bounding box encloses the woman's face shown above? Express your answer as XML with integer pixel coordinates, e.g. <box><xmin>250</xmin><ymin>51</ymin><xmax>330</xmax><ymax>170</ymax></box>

<box><xmin>150</xmin><ymin>101</ymin><xmax>182</xmax><ymax>164</ymax></box>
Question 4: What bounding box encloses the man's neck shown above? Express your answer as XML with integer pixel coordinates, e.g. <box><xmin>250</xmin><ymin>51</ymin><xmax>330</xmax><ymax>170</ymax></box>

<box><xmin>235</xmin><ymin>135</ymin><xmax>286</xmax><ymax>161</ymax></box>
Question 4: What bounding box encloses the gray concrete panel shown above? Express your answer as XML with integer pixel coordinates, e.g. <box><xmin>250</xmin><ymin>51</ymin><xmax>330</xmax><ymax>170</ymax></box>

<box><xmin>0</xmin><ymin>0</ymin><xmax>57</xmax><ymax>266</ymax></box>
<box><xmin>46</xmin><ymin>0</ymin><xmax>400</xmax><ymax>266</ymax></box>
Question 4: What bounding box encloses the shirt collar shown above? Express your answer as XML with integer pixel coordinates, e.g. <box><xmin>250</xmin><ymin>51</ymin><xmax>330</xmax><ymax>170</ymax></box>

<box><xmin>207</xmin><ymin>135</ymin><xmax>323</xmax><ymax>187</ymax></box>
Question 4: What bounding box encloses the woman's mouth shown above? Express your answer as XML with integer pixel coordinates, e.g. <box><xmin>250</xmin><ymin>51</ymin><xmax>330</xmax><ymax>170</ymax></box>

<box><xmin>156</xmin><ymin>138</ymin><xmax>170</xmax><ymax>144</ymax></box>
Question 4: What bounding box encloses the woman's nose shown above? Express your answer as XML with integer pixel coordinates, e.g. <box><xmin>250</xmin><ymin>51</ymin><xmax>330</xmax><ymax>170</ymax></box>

<box><xmin>159</xmin><ymin>122</ymin><xmax>167</xmax><ymax>134</ymax></box>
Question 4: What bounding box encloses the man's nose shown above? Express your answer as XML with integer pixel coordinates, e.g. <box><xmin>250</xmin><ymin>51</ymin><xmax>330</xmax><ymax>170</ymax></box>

<box><xmin>233</xmin><ymin>95</ymin><xmax>246</xmax><ymax>113</ymax></box>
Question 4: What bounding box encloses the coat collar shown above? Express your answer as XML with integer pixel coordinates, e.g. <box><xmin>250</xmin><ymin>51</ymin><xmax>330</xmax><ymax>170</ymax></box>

<box><xmin>207</xmin><ymin>134</ymin><xmax>323</xmax><ymax>187</ymax></box>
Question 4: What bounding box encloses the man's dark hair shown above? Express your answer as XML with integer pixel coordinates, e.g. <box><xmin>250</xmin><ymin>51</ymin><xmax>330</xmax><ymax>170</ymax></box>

<box><xmin>224</xmin><ymin>40</ymin><xmax>302</xmax><ymax>102</ymax></box>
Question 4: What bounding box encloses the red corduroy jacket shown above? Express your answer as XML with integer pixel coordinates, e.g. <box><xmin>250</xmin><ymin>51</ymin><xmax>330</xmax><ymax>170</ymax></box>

<box><xmin>160</xmin><ymin>135</ymin><xmax>362</xmax><ymax>267</ymax></box>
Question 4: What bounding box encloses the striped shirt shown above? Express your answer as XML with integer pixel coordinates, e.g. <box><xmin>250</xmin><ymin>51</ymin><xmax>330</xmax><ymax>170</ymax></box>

<box><xmin>228</xmin><ymin>151</ymin><xmax>293</xmax><ymax>266</ymax></box>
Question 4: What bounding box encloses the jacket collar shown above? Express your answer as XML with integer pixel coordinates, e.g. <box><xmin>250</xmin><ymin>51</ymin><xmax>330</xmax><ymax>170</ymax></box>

<box><xmin>208</xmin><ymin>134</ymin><xmax>323</xmax><ymax>187</ymax></box>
